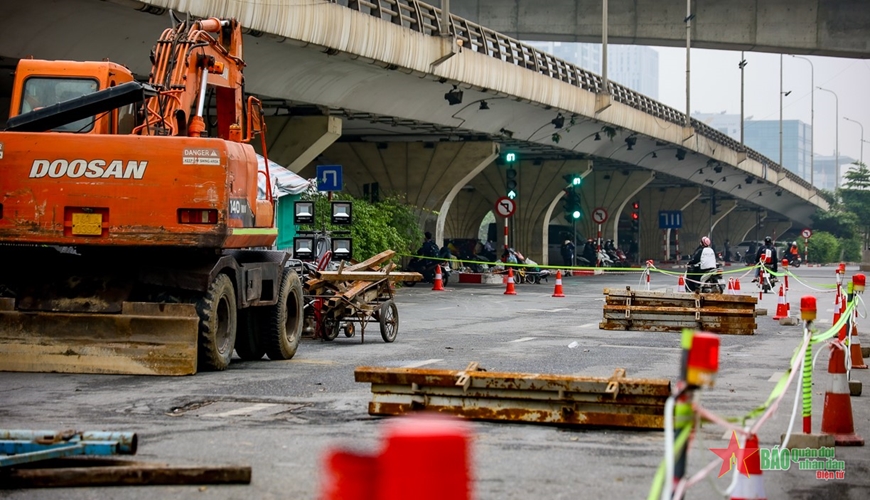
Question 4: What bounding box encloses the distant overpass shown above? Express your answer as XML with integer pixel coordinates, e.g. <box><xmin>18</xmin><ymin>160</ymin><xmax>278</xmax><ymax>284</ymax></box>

<box><xmin>0</xmin><ymin>0</ymin><xmax>829</xmax><ymax>264</ymax></box>
<box><xmin>449</xmin><ymin>0</ymin><xmax>870</xmax><ymax>58</ymax></box>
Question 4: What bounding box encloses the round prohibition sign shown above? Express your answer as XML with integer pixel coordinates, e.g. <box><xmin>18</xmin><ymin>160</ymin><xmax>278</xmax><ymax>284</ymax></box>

<box><xmin>591</xmin><ymin>207</ymin><xmax>608</xmax><ymax>224</ymax></box>
<box><xmin>801</xmin><ymin>228</ymin><xmax>812</xmax><ymax>239</ymax></box>
<box><xmin>495</xmin><ymin>197</ymin><xmax>516</xmax><ymax>218</ymax></box>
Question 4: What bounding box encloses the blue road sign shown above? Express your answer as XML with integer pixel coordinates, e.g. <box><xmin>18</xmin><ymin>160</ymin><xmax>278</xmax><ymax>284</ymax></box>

<box><xmin>316</xmin><ymin>165</ymin><xmax>343</xmax><ymax>192</ymax></box>
<box><xmin>658</xmin><ymin>210</ymin><xmax>683</xmax><ymax>229</ymax></box>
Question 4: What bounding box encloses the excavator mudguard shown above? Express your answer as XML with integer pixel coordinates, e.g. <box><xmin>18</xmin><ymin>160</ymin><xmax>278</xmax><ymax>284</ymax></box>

<box><xmin>0</xmin><ymin>299</ymin><xmax>199</xmax><ymax>376</ymax></box>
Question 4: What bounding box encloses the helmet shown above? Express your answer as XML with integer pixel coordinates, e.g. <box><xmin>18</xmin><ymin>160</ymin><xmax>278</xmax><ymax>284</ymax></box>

<box><xmin>701</xmin><ymin>236</ymin><xmax>711</xmax><ymax>247</ymax></box>
<box><xmin>764</xmin><ymin>236</ymin><xmax>772</xmax><ymax>245</ymax></box>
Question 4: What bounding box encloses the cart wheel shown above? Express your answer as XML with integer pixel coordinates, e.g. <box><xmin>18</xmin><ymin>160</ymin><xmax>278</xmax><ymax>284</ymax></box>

<box><xmin>404</xmin><ymin>280</ymin><xmax>417</xmax><ymax>287</ymax></box>
<box><xmin>344</xmin><ymin>322</ymin><xmax>356</xmax><ymax>338</ymax></box>
<box><xmin>379</xmin><ymin>300</ymin><xmax>399</xmax><ymax>343</ymax></box>
<box><xmin>322</xmin><ymin>317</ymin><xmax>340</xmax><ymax>341</ymax></box>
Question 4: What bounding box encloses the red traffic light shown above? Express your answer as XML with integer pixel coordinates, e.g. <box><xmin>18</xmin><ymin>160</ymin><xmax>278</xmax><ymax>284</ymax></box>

<box><xmin>631</xmin><ymin>212</ymin><xmax>639</xmax><ymax>220</ymax></box>
<box><xmin>632</xmin><ymin>202</ymin><xmax>639</xmax><ymax>210</ymax></box>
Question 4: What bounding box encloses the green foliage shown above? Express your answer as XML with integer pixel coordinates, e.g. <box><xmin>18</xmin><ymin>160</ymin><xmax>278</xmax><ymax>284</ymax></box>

<box><xmin>843</xmin><ymin>162</ymin><xmax>870</xmax><ymax>189</ymax></box>
<box><xmin>303</xmin><ymin>193</ymin><xmax>422</xmax><ymax>263</ymax></box>
<box><xmin>807</xmin><ymin>231</ymin><xmax>840</xmax><ymax>264</ymax></box>
<box><xmin>842</xmin><ymin>236</ymin><xmax>863</xmax><ymax>262</ymax></box>
<box><xmin>810</xmin><ymin>208</ymin><xmax>858</xmax><ymax>240</ymax></box>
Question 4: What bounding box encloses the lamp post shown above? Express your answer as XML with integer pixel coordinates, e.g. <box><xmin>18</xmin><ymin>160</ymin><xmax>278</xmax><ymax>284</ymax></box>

<box><xmin>739</xmin><ymin>53</ymin><xmax>747</xmax><ymax>144</ymax></box>
<box><xmin>817</xmin><ymin>86</ymin><xmax>839</xmax><ymax>189</ymax></box>
<box><xmin>779</xmin><ymin>55</ymin><xmax>792</xmax><ymax>176</ymax></box>
<box><xmin>844</xmin><ymin>117</ymin><xmax>864</xmax><ymax>165</ymax></box>
<box><xmin>791</xmin><ymin>55</ymin><xmax>814</xmax><ymax>184</ymax></box>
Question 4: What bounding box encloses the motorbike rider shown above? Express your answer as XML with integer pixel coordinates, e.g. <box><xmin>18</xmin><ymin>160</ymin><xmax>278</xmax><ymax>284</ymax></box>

<box><xmin>581</xmin><ymin>238</ymin><xmax>597</xmax><ymax>266</ymax></box>
<box><xmin>560</xmin><ymin>240</ymin><xmax>575</xmax><ymax>267</ymax></box>
<box><xmin>788</xmin><ymin>241</ymin><xmax>800</xmax><ymax>263</ymax></box>
<box><xmin>753</xmin><ymin>236</ymin><xmax>778</xmax><ymax>281</ymax></box>
<box><xmin>687</xmin><ymin>236</ymin><xmax>717</xmax><ymax>292</ymax></box>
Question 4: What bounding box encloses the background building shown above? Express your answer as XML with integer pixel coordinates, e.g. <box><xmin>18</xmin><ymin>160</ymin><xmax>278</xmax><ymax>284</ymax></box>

<box><xmin>525</xmin><ymin>42</ymin><xmax>658</xmax><ymax>99</ymax></box>
<box><xmin>815</xmin><ymin>154</ymin><xmax>857</xmax><ymax>191</ymax></box>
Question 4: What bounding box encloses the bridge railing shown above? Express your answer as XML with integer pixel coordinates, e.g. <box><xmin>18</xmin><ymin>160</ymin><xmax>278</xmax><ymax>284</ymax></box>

<box><xmin>329</xmin><ymin>0</ymin><xmax>814</xmax><ymax>193</ymax></box>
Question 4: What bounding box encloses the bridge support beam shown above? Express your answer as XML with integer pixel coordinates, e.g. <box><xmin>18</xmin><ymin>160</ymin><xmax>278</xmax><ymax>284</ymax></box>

<box><xmin>264</xmin><ymin>116</ymin><xmax>342</xmax><ymax>173</ymax></box>
<box><xmin>633</xmin><ymin>186</ymin><xmax>702</xmax><ymax>263</ymax></box>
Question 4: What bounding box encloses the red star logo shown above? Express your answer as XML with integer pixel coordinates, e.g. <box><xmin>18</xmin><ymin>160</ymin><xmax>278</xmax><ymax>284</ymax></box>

<box><xmin>708</xmin><ymin>432</ymin><xmax>759</xmax><ymax>478</ymax></box>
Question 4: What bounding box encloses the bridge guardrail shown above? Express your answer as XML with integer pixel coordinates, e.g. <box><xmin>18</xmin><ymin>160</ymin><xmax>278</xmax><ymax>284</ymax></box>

<box><xmin>330</xmin><ymin>0</ymin><xmax>814</xmax><ymax>194</ymax></box>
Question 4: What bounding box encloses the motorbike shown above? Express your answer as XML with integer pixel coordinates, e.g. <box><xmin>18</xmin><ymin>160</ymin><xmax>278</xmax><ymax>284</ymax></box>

<box><xmin>405</xmin><ymin>249</ymin><xmax>452</xmax><ymax>287</ymax></box>
<box><xmin>786</xmin><ymin>253</ymin><xmax>802</xmax><ymax>268</ymax></box>
<box><xmin>756</xmin><ymin>260</ymin><xmax>779</xmax><ymax>293</ymax></box>
<box><xmin>684</xmin><ymin>262</ymin><xmax>725</xmax><ymax>293</ymax></box>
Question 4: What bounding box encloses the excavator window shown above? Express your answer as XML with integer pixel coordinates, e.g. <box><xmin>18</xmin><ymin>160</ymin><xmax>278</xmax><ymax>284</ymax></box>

<box><xmin>20</xmin><ymin>77</ymin><xmax>99</xmax><ymax>132</ymax></box>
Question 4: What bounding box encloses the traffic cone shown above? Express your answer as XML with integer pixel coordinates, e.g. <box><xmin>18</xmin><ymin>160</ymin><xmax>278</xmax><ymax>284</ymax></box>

<box><xmin>772</xmin><ymin>285</ymin><xmax>788</xmax><ymax>320</ymax></box>
<box><xmin>677</xmin><ymin>274</ymin><xmax>686</xmax><ymax>293</ymax></box>
<box><xmin>726</xmin><ymin>278</ymin><xmax>734</xmax><ymax>295</ymax></box>
<box><xmin>849</xmin><ymin>312</ymin><xmax>868</xmax><ymax>370</ymax></box>
<box><xmin>821</xmin><ymin>342</ymin><xmax>864</xmax><ymax>446</ymax></box>
<box><xmin>832</xmin><ymin>292</ymin><xmax>841</xmax><ymax>332</ymax></box>
<box><xmin>552</xmin><ymin>270</ymin><xmax>565</xmax><ymax>297</ymax></box>
<box><xmin>730</xmin><ymin>434</ymin><xmax>766</xmax><ymax>500</ymax></box>
<box><xmin>504</xmin><ymin>268</ymin><xmax>517</xmax><ymax>295</ymax></box>
<box><xmin>432</xmin><ymin>265</ymin><xmax>445</xmax><ymax>291</ymax></box>
<box><xmin>734</xmin><ymin>278</ymin><xmax>741</xmax><ymax>291</ymax></box>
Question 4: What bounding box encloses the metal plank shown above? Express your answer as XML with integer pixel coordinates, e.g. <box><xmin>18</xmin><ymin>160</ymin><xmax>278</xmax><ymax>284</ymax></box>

<box><xmin>355</xmin><ymin>366</ymin><xmax>670</xmax><ymax>430</ymax></box>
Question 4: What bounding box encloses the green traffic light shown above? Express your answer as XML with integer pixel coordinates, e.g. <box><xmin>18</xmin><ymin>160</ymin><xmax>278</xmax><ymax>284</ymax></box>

<box><xmin>572</xmin><ymin>177</ymin><xmax>581</xmax><ymax>186</ymax></box>
<box><xmin>505</xmin><ymin>152</ymin><xmax>517</xmax><ymax>163</ymax></box>
<box><xmin>572</xmin><ymin>210</ymin><xmax>581</xmax><ymax>219</ymax></box>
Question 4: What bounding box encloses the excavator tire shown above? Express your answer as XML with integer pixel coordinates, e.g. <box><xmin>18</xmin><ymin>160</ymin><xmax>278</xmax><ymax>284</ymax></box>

<box><xmin>234</xmin><ymin>308</ymin><xmax>265</xmax><ymax>361</ymax></box>
<box><xmin>196</xmin><ymin>273</ymin><xmax>238</xmax><ymax>371</ymax></box>
<box><xmin>264</xmin><ymin>268</ymin><xmax>303</xmax><ymax>360</ymax></box>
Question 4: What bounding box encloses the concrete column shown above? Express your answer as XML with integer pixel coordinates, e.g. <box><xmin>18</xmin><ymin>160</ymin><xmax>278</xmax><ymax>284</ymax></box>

<box><xmin>766</xmin><ymin>219</ymin><xmax>794</xmax><ymax>244</ymax></box>
<box><xmin>264</xmin><ymin>116</ymin><xmax>342</xmax><ymax>172</ymax></box>
<box><xmin>634</xmin><ymin>185</ymin><xmax>701</xmax><ymax>262</ymax></box>
<box><xmin>435</xmin><ymin>145</ymin><xmax>499</xmax><ymax>245</ymax></box>
<box><xmin>679</xmin><ymin>198</ymin><xmax>716</xmax><ymax>254</ymax></box>
<box><xmin>300</xmin><ymin>141</ymin><xmax>497</xmax><ymax>242</ymax></box>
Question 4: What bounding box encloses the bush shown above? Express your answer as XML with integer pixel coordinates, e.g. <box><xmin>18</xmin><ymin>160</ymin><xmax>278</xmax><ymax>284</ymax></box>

<box><xmin>807</xmin><ymin>231</ymin><xmax>839</xmax><ymax>264</ymax></box>
<box><xmin>841</xmin><ymin>236</ymin><xmax>863</xmax><ymax>262</ymax></box>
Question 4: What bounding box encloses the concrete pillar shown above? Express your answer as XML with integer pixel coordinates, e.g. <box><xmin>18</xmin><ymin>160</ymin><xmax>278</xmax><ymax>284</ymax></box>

<box><xmin>299</xmin><ymin>141</ymin><xmax>497</xmax><ymax>243</ymax></box>
<box><xmin>679</xmin><ymin>198</ymin><xmax>716</xmax><ymax>255</ymax></box>
<box><xmin>664</xmin><ymin>190</ymin><xmax>702</xmax><ymax>261</ymax></box>
<box><xmin>436</xmin><ymin>145</ymin><xmax>500</xmax><ymax>245</ymax></box>
<box><xmin>264</xmin><ymin>116</ymin><xmax>342</xmax><ymax>172</ymax></box>
<box><xmin>766</xmin><ymin>219</ymin><xmax>794</xmax><ymax>244</ymax></box>
<box><xmin>634</xmin><ymin>186</ymin><xmax>702</xmax><ymax>263</ymax></box>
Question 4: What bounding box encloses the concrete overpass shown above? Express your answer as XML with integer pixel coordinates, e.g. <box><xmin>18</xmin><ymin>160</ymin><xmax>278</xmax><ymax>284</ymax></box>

<box><xmin>449</xmin><ymin>0</ymin><xmax>870</xmax><ymax>59</ymax></box>
<box><xmin>0</xmin><ymin>0</ymin><xmax>827</xmax><ymax>264</ymax></box>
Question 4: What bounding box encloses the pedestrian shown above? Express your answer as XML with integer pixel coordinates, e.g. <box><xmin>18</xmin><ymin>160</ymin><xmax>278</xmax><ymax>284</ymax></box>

<box><xmin>560</xmin><ymin>239</ymin><xmax>575</xmax><ymax>267</ymax></box>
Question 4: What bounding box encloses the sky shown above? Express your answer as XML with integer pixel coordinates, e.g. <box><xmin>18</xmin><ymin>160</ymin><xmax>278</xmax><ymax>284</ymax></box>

<box><xmin>655</xmin><ymin>46</ymin><xmax>870</xmax><ymax>165</ymax></box>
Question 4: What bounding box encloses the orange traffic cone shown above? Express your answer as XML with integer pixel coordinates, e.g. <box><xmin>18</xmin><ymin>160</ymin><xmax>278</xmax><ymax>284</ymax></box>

<box><xmin>849</xmin><ymin>310</ymin><xmax>868</xmax><ymax>369</ymax></box>
<box><xmin>734</xmin><ymin>278</ymin><xmax>741</xmax><ymax>291</ymax></box>
<box><xmin>431</xmin><ymin>265</ymin><xmax>445</xmax><ymax>291</ymax></box>
<box><xmin>833</xmin><ymin>292</ymin><xmax>842</xmax><ymax>332</ymax></box>
<box><xmin>821</xmin><ymin>343</ymin><xmax>864</xmax><ymax>446</ymax></box>
<box><xmin>730</xmin><ymin>434</ymin><xmax>766</xmax><ymax>500</ymax></box>
<box><xmin>552</xmin><ymin>270</ymin><xmax>565</xmax><ymax>297</ymax></box>
<box><xmin>772</xmin><ymin>285</ymin><xmax>788</xmax><ymax>320</ymax></box>
<box><xmin>677</xmin><ymin>274</ymin><xmax>686</xmax><ymax>293</ymax></box>
<box><xmin>504</xmin><ymin>268</ymin><xmax>517</xmax><ymax>295</ymax></box>
<box><xmin>726</xmin><ymin>278</ymin><xmax>734</xmax><ymax>295</ymax></box>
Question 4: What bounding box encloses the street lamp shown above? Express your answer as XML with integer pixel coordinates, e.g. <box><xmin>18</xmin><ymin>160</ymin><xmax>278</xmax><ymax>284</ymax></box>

<box><xmin>791</xmin><ymin>55</ymin><xmax>814</xmax><ymax>185</ymax></box>
<box><xmin>817</xmin><ymin>86</ymin><xmax>839</xmax><ymax>189</ymax></box>
<box><xmin>844</xmin><ymin>117</ymin><xmax>864</xmax><ymax>165</ymax></box>
<box><xmin>779</xmin><ymin>55</ymin><xmax>792</xmax><ymax>179</ymax></box>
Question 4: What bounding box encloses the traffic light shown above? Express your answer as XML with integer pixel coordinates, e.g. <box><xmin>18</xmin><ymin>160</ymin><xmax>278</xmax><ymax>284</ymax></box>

<box><xmin>504</xmin><ymin>151</ymin><xmax>517</xmax><ymax>164</ymax></box>
<box><xmin>562</xmin><ymin>173</ymin><xmax>582</xmax><ymax>187</ymax></box>
<box><xmin>710</xmin><ymin>192</ymin><xmax>719</xmax><ymax>215</ymax></box>
<box><xmin>631</xmin><ymin>201</ymin><xmax>640</xmax><ymax>232</ymax></box>
<box><xmin>506</xmin><ymin>167</ymin><xmax>518</xmax><ymax>199</ymax></box>
<box><xmin>562</xmin><ymin>189</ymin><xmax>581</xmax><ymax>223</ymax></box>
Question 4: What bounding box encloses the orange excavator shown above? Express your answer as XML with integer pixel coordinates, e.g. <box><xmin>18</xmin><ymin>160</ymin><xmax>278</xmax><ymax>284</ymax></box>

<box><xmin>0</xmin><ymin>17</ymin><xmax>304</xmax><ymax>375</ymax></box>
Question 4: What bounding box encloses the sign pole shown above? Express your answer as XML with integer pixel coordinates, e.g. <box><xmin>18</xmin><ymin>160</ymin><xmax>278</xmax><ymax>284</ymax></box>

<box><xmin>804</xmin><ymin>236</ymin><xmax>809</xmax><ymax>264</ymax></box>
<box><xmin>504</xmin><ymin>217</ymin><xmax>509</xmax><ymax>250</ymax></box>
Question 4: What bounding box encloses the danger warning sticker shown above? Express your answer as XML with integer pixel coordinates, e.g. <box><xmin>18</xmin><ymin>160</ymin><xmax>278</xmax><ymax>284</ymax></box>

<box><xmin>182</xmin><ymin>148</ymin><xmax>221</xmax><ymax>165</ymax></box>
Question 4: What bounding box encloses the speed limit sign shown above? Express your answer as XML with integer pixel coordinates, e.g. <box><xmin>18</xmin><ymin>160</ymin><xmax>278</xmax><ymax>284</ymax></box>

<box><xmin>801</xmin><ymin>228</ymin><xmax>812</xmax><ymax>239</ymax></box>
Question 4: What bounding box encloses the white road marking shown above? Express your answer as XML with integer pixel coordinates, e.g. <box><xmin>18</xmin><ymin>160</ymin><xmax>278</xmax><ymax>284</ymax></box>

<box><xmin>520</xmin><ymin>308</ymin><xmax>573</xmax><ymax>313</ymax></box>
<box><xmin>509</xmin><ymin>337</ymin><xmax>537</xmax><ymax>343</ymax></box>
<box><xmin>402</xmin><ymin>359</ymin><xmax>443</xmax><ymax>368</ymax></box>
<box><xmin>202</xmin><ymin>403</ymin><xmax>277</xmax><ymax>418</ymax></box>
<box><xmin>578</xmin><ymin>323</ymin><xmax>597</xmax><ymax>329</ymax></box>
<box><xmin>599</xmin><ymin>344</ymin><xmax>681</xmax><ymax>351</ymax></box>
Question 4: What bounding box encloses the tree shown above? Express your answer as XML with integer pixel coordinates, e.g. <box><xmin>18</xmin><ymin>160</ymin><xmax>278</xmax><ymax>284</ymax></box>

<box><xmin>839</xmin><ymin>161</ymin><xmax>870</xmax><ymax>251</ymax></box>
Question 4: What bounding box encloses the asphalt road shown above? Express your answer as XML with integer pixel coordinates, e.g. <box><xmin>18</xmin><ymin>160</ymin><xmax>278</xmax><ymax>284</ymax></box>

<box><xmin>1</xmin><ymin>264</ymin><xmax>868</xmax><ymax>499</ymax></box>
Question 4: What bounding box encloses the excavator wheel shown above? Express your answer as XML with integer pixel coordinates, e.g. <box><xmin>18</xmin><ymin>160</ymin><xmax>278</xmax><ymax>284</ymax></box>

<box><xmin>264</xmin><ymin>268</ymin><xmax>303</xmax><ymax>360</ymax></box>
<box><xmin>234</xmin><ymin>308</ymin><xmax>265</xmax><ymax>361</ymax></box>
<box><xmin>196</xmin><ymin>273</ymin><xmax>238</xmax><ymax>371</ymax></box>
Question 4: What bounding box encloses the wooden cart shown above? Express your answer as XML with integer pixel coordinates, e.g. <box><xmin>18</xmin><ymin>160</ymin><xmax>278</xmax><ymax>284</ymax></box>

<box><xmin>303</xmin><ymin>250</ymin><xmax>421</xmax><ymax>343</ymax></box>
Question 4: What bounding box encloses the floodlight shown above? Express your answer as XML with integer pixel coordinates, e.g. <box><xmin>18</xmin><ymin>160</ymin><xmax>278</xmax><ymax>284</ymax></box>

<box><xmin>294</xmin><ymin>201</ymin><xmax>314</xmax><ymax>225</ymax></box>
<box><xmin>294</xmin><ymin>237</ymin><xmax>315</xmax><ymax>260</ymax></box>
<box><xmin>331</xmin><ymin>238</ymin><xmax>353</xmax><ymax>261</ymax></box>
<box><xmin>331</xmin><ymin>201</ymin><xmax>352</xmax><ymax>225</ymax></box>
